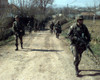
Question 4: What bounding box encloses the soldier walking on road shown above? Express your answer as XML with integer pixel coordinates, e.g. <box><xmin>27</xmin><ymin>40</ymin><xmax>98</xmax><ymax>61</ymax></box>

<box><xmin>68</xmin><ymin>15</ymin><xmax>91</xmax><ymax>76</ymax></box>
<box><xmin>12</xmin><ymin>15</ymin><xmax>24</xmax><ymax>51</ymax></box>
<box><xmin>55</xmin><ymin>21</ymin><xmax>62</xmax><ymax>38</ymax></box>
<box><xmin>27</xmin><ymin>21</ymin><xmax>32</xmax><ymax>34</ymax></box>
<box><xmin>50</xmin><ymin>22</ymin><xmax>54</xmax><ymax>34</ymax></box>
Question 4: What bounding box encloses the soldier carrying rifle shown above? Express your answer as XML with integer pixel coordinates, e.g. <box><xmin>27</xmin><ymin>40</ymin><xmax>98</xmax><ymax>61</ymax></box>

<box><xmin>50</xmin><ymin>22</ymin><xmax>54</xmax><ymax>34</ymax></box>
<box><xmin>68</xmin><ymin>15</ymin><xmax>91</xmax><ymax>76</ymax></box>
<box><xmin>12</xmin><ymin>15</ymin><xmax>24</xmax><ymax>51</ymax></box>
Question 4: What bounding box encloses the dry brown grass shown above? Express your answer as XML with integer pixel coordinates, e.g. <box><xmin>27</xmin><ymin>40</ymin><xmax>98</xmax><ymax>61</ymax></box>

<box><xmin>84</xmin><ymin>20</ymin><xmax>100</xmax><ymax>43</ymax></box>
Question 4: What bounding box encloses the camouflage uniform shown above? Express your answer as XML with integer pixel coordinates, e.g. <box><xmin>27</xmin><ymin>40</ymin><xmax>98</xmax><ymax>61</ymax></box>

<box><xmin>68</xmin><ymin>15</ymin><xmax>91</xmax><ymax>76</ymax></box>
<box><xmin>27</xmin><ymin>21</ymin><xmax>32</xmax><ymax>33</ymax></box>
<box><xmin>55</xmin><ymin>21</ymin><xmax>62</xmax><ymax>38</ymax></box>
<box><xmin>12</xmin><ymin>15</ymin><xmax>24</xmax><ymax>50</ymax></box>
<box><xmin>50</xmin><ymin>22</ymin><xmax>54</xmax><ymax>33</ymax></box>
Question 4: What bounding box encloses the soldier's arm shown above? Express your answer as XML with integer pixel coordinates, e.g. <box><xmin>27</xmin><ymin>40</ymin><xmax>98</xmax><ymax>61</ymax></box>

<box><xmin>12</xmin><ymin>22</ymin><xmax>16</xmax><ymax>32</ymax></box>
<box><xmin>67</xmin><ymin>25</ymin><xmax>74</xmax><ymax>37</ymax></box>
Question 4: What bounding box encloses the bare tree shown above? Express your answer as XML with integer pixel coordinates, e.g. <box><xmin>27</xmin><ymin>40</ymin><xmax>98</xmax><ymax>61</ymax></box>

<box><xmin>32</xmin><ymin>0</ymin><xmax>54</xmax><ymax>14</ymax></box>
<box><xmin>8</xmin><ymin>0</ymin><xmax>54</xmax><ymax>22</ymax></box>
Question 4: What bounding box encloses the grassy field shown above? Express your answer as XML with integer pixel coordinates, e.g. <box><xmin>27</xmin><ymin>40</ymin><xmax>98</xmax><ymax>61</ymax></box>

<box><xmin>62</xmin><ymin>19</ymin><xmax>100</xmax><ymax>58</ymax></box>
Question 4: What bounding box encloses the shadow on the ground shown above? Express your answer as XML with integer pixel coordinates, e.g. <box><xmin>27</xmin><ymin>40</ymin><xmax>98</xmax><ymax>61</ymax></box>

<box><xmin>31</xmin><ymin>49</ymin><xmax>63</xmax><ymax>52</ymax></box>
<box><xmin>20</xmin><ymin>48</ymin><xmax>63</xmax><ymax>52</ymax></box>
<box><xmin>78</xmin><ymin>69</ymin><xmax>100</xmax><ymax>77</ymax></box>
<box><xmin>41</xmin><ymin>29</ymin><xmax>49</xmax><ymax>31</ymax></box>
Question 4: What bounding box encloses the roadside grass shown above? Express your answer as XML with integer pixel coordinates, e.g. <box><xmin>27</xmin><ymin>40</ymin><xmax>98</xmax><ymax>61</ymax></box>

<box><xmin>62</xmin><ymin>20</ymin><xmax>100</xmax><ymax>58</ymax></box>
<box><xmin>91</xmin><ymin>43</ymin><xmax>100</xmax><ymax>56</ymax></box>
<box><xmin>0</xmin><ymin>36</ymin><xmax>15</xmax><ymax>46</ymax></box>
<box><xmin>84</xmin><ymin>20</ymin><xmax>100</xmax><ymax>57</ymax></box>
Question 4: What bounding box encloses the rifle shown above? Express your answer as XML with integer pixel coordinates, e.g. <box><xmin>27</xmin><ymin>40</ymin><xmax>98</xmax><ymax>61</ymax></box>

<box><xmin>75</xmin><ymin>33</ymin><xmax>100</xmax><ymax>65</ymax></box>
<box><xmin>87</xmin><ymin>45</ymin><xmax>96</xmax><ymax>58</ymax></box>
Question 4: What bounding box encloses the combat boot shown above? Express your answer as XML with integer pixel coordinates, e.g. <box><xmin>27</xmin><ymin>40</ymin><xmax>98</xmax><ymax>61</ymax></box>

<box><xmin>76</xmin><ymin>70</ymin><xmax>79</xmax><ymax>77</ymax></box>
<box><xmin>75</xmin><ymin>66</ymin><xmax>79</xmax><ymax>77</ymax></box>
<box><xmin>15</xmin><ymin>47</ymin><xmax>18</xmax><ymax>51</ymax></box>
<box><xmin>15</xmin><ymin>44</ymin><xmax>18</xmax><ymax>51</ymax></box>
<box><xmin>21</xmin><ymin>44</ymin><xmax>23</xmax><ymax>49</ymax></box>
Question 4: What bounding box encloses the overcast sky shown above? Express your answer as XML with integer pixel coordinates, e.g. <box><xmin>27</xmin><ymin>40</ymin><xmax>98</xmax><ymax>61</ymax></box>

<box><xmin>53</xmin><ymin>0</ymin><xmax>100</xmax><ymax>7</ymax></box>
<box><xmin>8</xmin><ymin>0</ymin><xmax>100</xmax><ymax>8</ymax></box>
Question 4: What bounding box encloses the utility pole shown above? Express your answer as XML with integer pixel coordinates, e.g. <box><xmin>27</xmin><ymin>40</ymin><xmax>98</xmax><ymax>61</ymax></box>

<box><xmin>93</xmin><ymin>14</ymin><xmax>96</xmax><ymax>23</ymax></box>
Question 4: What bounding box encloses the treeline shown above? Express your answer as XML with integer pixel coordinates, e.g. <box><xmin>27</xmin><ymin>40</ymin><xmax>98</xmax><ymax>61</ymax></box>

<box><xmin>0</xmin><ymin>0</ymin><xmax>55</xmax><ymax>41</ymax></box>
<box><xmin>9</xmin><ymin>0</ymin><xmax>55</xmax><ymax>21</ymax></box>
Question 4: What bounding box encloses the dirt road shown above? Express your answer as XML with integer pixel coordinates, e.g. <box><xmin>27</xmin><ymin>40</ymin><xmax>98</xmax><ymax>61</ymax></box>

<box><xmin>0</xmin><ymin>30</ymin><xmax>100</xmax><ymax>80</ymax></box>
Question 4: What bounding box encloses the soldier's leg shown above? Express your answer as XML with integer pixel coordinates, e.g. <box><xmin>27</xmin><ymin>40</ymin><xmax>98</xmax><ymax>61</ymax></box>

<box><xmin>70</xmin><ymin>45</ymin><xmax>74</xmax><ymax>55</ymax></box>
<box><xmin>78</xmin><ymin>53</ymin><xmax>82</xmax><ymax>64</ymax></box>
<box><xmin>56</xmin><ymin>30</ymin><xmax>59</xmax><ymax>38</ymax></box>
<box><xmin>75</xmin><ymin>53</ymin><xmax>82</xmax><ymax>71</ymax></box>
<box><xmin>74</xmin><ymin>47</ymin><xmax>83</xmax><ymax>76</ymax></box>
<box><xmin>76</xmin><ymin>47</ymin><xmax>84</xmax><ymax>66</ymax></box>
<box><xmin>15</xmin><ymin>35</ymin><xmax>18</xmax><ymax>50</ymax></box>
<box><xmin>19</xmin><ymin>35</ymin><xmax>23</xmax><ymax>49</ymax></box>
<box><xmin>73</xmin><ymin>46</ymin><xmax>80</xmax><ymax>76</ymax></box>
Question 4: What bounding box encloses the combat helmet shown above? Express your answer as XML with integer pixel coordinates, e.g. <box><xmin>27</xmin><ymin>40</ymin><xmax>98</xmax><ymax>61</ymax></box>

<box><xmin>76</xmin><ymin>15</ymin><xmax>84</xmax><ymax>20</ymax></box>
<box><xmin>15</xmin><ymin>15</ymin><xmax>19</xmax><ymax>19</ymax></box>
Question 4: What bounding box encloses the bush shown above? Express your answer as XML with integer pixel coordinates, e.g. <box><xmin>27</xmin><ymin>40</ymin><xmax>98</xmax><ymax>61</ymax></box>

<box><xmin>1</xmin><ymin>17</ymin><xmax>14</xmax><ymax>28</ymax></box>
<box><xmin>0</xmin><ymin>16</ymin><xmax>14</xmax><ymax>41</ymax></box>
<box><xmin>0</xmin><ymin>28</ymin><xmax>14</xmax><ymax>41</ymax></box>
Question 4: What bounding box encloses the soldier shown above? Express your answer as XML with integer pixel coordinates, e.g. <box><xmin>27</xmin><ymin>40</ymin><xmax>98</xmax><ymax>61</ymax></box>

<box><xmin>50</xmin><ymin>22</ymin><xmax>54</xmax><ymax>34</ymax></box>
<box><xmin>68</xmin><ymin>15</ymin><xmax>91</xmax><ymax>76</ymax></box>
<box><xmin>27</xmin><ymin>21</ymin><xmax>32</xmax><ymax>33</ymax></box>
<box><xmin>12</xmin><ymin>15</ymin><xmax>24</xmax><ymax>51</ymax></box>
<box><xmin>55</xmin><ymin>21</ymin><xmax>62</xmax><ymax>38</ymax></box>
